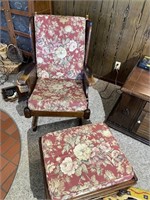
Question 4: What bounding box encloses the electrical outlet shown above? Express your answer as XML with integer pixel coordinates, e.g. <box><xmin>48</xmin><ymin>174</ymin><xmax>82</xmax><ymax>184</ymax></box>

<box><xmin>114</xmin><ymin>61</ymin><xmax>121</xmax><ymax>70</ymax></box>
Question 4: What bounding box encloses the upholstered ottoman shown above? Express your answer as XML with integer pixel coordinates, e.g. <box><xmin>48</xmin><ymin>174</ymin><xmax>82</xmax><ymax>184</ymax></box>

<box><xmin>40</xmin><ymin>123</ymin><xmax>137</xmax><ymax>200</ymax></box>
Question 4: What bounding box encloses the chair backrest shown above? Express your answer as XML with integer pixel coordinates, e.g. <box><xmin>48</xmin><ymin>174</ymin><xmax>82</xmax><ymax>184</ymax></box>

<box><xmin>34</xmin><ymin>15</ymin><xmax>86</xmax><ymax>79</ymax></box>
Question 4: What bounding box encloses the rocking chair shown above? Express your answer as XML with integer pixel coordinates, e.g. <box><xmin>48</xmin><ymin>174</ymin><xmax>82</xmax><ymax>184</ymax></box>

<box><xmin>18</xmin><ymin>15</ymin><xmax>92</xmax><ymax>131</ymax></box>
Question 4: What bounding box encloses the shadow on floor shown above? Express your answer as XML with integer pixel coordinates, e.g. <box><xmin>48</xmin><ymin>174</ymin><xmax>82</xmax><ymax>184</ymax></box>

<box><xmin>93</xmin><ymin>79</ymin><xmax>121</xmax><ymax>118</ymax></box>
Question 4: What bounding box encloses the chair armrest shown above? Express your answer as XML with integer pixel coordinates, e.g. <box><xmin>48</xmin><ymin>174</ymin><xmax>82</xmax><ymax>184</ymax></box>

<box><xmin>17</xmin><ymin>62</ymin><xmax>37</xmax><ymax>94</ymax></box>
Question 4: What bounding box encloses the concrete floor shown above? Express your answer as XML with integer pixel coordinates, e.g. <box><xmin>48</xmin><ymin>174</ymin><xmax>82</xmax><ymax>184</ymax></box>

<box><xmin>0</xmin><ymin>75</ymin><xmax>150</xmax><ymax>200</ymax></box>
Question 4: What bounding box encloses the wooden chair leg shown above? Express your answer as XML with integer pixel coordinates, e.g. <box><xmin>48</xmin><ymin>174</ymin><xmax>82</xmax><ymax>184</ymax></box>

<box><xmin>78</xmin><ymin>118</ymin><xmax>91</xmax><ymax>126</ymax></box>
<box><xmin>32</xmin><ymin>116</ymin><xmax>38</xmax><ymax>131</ymax></box>
<box><xmin>78</xmin><ymin>118</ymin><xmax>83</xmax><ymax>126</ymax></box>
<box><xmin>84</xmin><ymin>108</ymin><xmax>90</xmax><ymax>119</ymax></box>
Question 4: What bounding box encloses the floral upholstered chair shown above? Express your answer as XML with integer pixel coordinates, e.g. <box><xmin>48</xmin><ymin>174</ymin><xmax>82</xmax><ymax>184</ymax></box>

<box><xmin>40</xmin><ymin>123</ymin><xmax>137</xmax><ymax>199</ymax></box>
<box><xmin>21</xmin><ymin>15</ymin><xmax>92</xmax><ymax>131</ymax></box>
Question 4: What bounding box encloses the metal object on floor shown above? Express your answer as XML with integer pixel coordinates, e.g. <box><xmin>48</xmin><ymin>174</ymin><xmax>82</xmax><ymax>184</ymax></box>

<box><xmin>1</xmin><ymin>86</ymin><xmax>18</xmax><ymax>101</ymax></box>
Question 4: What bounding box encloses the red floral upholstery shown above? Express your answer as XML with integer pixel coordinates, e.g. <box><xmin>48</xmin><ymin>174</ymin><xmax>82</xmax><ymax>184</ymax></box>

<box><xmin>41</xmin><ymin>123</ymin><xmax>134</xmax><ymax>200</ymax></box>
<box><xmin>35</xmin><ymin>15</ymin><xmax>86</xmax><ymax>79</ymax></box>
<box><xmin>28</xmin><ymin>78</ymin><xmax>87</xmax><ymax>112</ymax></box>
<box><xmin>28</xmin><ymin>15</ymin><xmax>88</xmax><ymax>113</ymax></box>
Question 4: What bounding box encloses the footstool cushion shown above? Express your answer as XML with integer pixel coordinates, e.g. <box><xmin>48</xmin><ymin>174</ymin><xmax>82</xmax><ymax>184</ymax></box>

<box><xmin>40</xmin><ymin>123</ymin><xmax>137</xmax><ymax>200</ymax></box>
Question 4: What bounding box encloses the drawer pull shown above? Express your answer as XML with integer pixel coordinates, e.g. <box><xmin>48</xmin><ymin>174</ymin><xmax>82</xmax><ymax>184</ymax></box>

<box><xmin>122</xmin><ymin>108</ymin><xmax>130</xmax><ymax>116</ymax></box>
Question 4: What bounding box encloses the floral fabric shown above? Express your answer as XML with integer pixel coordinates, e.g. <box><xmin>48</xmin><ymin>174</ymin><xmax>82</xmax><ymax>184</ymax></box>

<box><xmin>35</xmin><ymin>15</ymin><xmax>86</xmax><ymax>79</ymax></box>
<box><xmin>28</xmin><ymin>78</ymin><xmax>87</xmax><ymax>112</ymax></box>
<box><xmin>41</xmin><ymin>123</ymin><xmax>134</xmax><ymax>200</ymax></box>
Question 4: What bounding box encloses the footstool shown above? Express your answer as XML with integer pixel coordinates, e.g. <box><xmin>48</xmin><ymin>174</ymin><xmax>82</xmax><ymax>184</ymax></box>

<box><xmin>40</xmin><ymin>123</ymin><xmax>137</xmax><ymax>200</ymax></box>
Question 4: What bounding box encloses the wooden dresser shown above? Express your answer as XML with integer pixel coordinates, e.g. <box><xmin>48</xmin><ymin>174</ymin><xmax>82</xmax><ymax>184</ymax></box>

<box><xmin>106</xmin><ymin>67</ymin><xmax>150</xmax><ymax>145</ymax></box>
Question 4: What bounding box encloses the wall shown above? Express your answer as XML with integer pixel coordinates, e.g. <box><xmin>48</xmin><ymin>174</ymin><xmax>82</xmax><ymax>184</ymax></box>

<box><xmin>52</xmin><ymin>0</ymin><xmax>150</xmax><ymax>85</ymax></box>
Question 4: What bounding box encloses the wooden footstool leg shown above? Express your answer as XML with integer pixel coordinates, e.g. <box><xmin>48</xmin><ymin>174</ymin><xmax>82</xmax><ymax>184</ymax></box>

<box><xmin>32</xmin><ymin>116</ymin><xmax>38</xmax><ymax>131</ymax></box>
<box><xmin>117</xmin><ymin>188</ymin><xmax>128</xmax><ymax>196</ymax></box>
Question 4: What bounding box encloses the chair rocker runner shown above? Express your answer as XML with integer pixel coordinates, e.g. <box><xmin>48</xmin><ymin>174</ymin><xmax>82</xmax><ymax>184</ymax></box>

<box><xmin>20</xmin><ymin>15</ymin><xmax>92</xmax><ymax>131</ymax></box>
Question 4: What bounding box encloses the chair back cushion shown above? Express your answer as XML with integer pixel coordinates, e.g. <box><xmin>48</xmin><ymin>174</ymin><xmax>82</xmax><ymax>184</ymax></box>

<box><xmin>35</xmin><ymin>15</ymin><xmax>86</xmax><ymax>79</ymax></box>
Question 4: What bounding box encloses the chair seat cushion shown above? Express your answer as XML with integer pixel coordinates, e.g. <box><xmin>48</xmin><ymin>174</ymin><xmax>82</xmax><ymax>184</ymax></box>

<box><xmin>28</xmin><ymin>78</ymin><xmax>87</xmax><ymax>112</ymax></box>
<box><xmin>41</xmin><ymin>123</ymin><xmax>135</xmax><ymax>200</ymax></box>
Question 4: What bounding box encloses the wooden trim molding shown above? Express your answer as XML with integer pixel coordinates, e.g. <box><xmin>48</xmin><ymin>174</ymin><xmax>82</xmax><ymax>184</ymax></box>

<box><xmin>0</xmin><ymin>26</ymin><xmax>8</xmax><ymax>31</ymax></box>
<box><xmin>1</xmin><ymin>0</ymin><xmax>17</xmax><ymax>45</ymax></box>
<box><xmin>10</xmin><ymin>9</ymin><xmax>31</xmax><ymax>17</ymax></box>
<box><xmin>14</xmin><ymin>30</ymin><xmax>30</xmax><ymax>38</ymax></box>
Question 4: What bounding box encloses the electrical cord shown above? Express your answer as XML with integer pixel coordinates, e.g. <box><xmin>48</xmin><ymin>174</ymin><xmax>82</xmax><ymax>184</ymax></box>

<box><xmin>98</xmin><ymin>82</ymin><xmax>109</xmax><ymax>93</ymax></box>
<box><xmin>116</xmin><ymin>88</ymin><xmax>122</xmax><ymax>94</ymax></box>
<box><xmin>99</xmin><ymin>83</ymin><xmax>122</xmax><ymax>100</ymax></box>
<box><xmin>115</xmin><ymin>69</ymin><xmax>119</xmax><ymax>85</ymax></box>
<box><xmin>99</xmin><ymin>67</ymin><xmax>121</xmax><ymax>99</ymax></box>
<box><xmin>100</xmin><ymin>88</ymin><xmax>117</xmax><ymax>99</ymax></box>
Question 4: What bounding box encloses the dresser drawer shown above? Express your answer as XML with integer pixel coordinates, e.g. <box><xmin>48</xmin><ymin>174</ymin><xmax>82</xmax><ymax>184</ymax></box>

<box><xmin>107</xmin><ymin>93</ymin><xmax>145</xmax><ymax>130</ymax></box>
<box><xmin>143</xmin><ymin>102</ymin><xmax>150</xmax><ymax>112</ymax></box>
<box><xmin>133</xmin><ymin>111</ymin><xmax>150</xmax><ymax>140</ymax></box>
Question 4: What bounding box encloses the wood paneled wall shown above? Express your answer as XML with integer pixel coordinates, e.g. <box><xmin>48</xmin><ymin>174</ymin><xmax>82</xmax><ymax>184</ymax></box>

<box><xmin>52</xmin><ymin>0</ymin><xmax>150</xmax><ymax>85</ymax></box>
